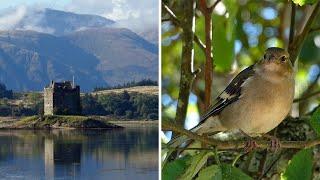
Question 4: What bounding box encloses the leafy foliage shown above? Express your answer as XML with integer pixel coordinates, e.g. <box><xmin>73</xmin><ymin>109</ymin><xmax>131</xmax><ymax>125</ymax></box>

<box><xmin>0</xmin><ymin>83</ymin><xmax>157</xmax><ymax>120</ymax></box>
<box><xmin>93</xmin><ymin>79</ymin><xmax>158</xmax><ymax>92</ymax></box>
<box><xmin>162</xmin><ymin>155</ymin><xmax>191</xmax><ymax>180</ymax></box>
<box><xmin>180</xmin><ymin>152</ymin><xmax>214</xmax><ymax>179</ymax></box>
<box><xmin>0</xmin><ymin>83</ymin><xmax>13</xmax><ymax>99</ymax></box>
<box><xmin>281</xmin><ymin>149</ymin><xmax>313</xmax><ymax>180</ymax></box>
<box><xmin>196</xmin><ymin>164</ymin><xmax>252</xmax><ymax>180</ymax></box>
<box><xmin>196</xmin><ymin>165</ymin><xmax>222</xmax><ymax>180</ymax></box>
<box><xmin>292</xmin><ymin>0</ymin><xmax>318</xmax><ymax>6</ymax></box>
<box><xmin>83</xmin><ymin>91</ymin><xmax>158</xmax><ymax>120</ymax></box>
<box><xmin>310</xmin><ymin>107</ymin><xmax>320</xmax><ymax>136</ymax></box>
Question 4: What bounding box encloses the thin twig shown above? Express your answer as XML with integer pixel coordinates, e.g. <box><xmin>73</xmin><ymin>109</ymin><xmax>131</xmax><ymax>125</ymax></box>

<box><xmin>289</xmin><ymin>1</ymin><xmax>296</xmax><ymax>46</ymax></box>
<box><xmin>162</xmin><ymin>2</ymin><xmax>180</xmax><ymax>26</ymax></box>
<box><xmin>257</xmin><ymin>150</ymin><xmax>268</xmax><ymax>178</ymax></box>
<box><xmin>309</xmin><ymin>27</ymin><xmax>320</xmax><ymax>33</ymax></box>
<box><xmin>289</xmin><ymin>2</ymin><xmax>320</xmax><ymax>64</ymax></box>
<box><xmin>194</xmin><ymin>35</ymin><xmax>206</xmax><ymax>51</ymax></box>
<box><xmin>164</xmin><ymin>147</ymin><xmax>216</xmax><ymax>151</ymax></box>
<box><xmin>209</xmin><ymin>0</ymin><xmax>222</xmax><ymax>11</ymax></box>
<box><xmin>258</xmin><ymin>151</ymin><xmax>284</xmax><ymax>180</ymax></box>
<box><xmin>163</xmin><ymin>121</ymin><xmax>320</xmax><ymax>150</ymax></box>
<box><xmin>294</xmin><ymin>90</ymin><xmax>320</xmax><ymax>103</ymax></box>
<box><xmin>162</xmin><ymin>2</ymin><xmax>206</xmax><ymax>51</ymax></box>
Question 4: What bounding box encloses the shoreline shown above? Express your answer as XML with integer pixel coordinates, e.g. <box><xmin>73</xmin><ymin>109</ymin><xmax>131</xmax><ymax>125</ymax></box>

<box><xmin>108</xmin><ymin>120</ymin><xmax>158</xmax><ymax>128</ymax></box>
<box><xmin>0</xmin><ymin>116</ymin><xmax>158</xmax><ymax>129</ymax></box>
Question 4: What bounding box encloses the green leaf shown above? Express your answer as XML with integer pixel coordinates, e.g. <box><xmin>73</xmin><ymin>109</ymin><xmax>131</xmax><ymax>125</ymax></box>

<box><xmin>224</xmin><ymin>0</ymin><xmax>239</xmax><ymax>38</ymax></box>
<box><xmin>194</xmin><ymin>16</ymin><xmax>206</xmax><ymax>64</ymax></box>
<box><xmin>162</xmin><ymin>155</ymin><xmax>191</xmax><ymax>180</ymax></box>
<box><xmin>179</xmin><ymin>151</ymin><xmax>214</xmax><ymax>180</ymax></box>
<box><xmin>212</xmin><ymin>14</ymin><xmax>235</xmax><ymax>72</ymax></box>
<box><xmin>292</xmin><ymin>0</ymin><xmax>318</xmax><ymax>6</ymax></box>
<box><xmin>281</xmin><ymin>149</ymin><xmax>313</xmax><ymax>180</ymax></box>
<box><xmin>196</xmin><ymin>165</ymin><xmax>223</xmax><ymax>180</ymax></box>
<box><xmin>196</xmin><ymin>164</ymin><xmax>252</xmax><ymax>180</ymax></box>
<box><xmin>220</xmin><ymin>164</ymin><xmax>252</xmax><ymax>180</ymax></box>
<box><xmin>310</xmin><ymin>107</ymin><xmax>320</xmax><ymax>136</ymax></box>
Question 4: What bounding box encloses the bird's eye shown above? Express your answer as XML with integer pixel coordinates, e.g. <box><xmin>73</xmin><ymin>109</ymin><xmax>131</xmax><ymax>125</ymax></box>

<box><xmin>280</xmin><ymin>56</ymin><xmax>286</xmax><ymax>62</ymax></box>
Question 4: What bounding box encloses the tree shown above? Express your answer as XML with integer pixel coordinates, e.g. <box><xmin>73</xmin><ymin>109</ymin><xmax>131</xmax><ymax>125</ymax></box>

<box><xmin>162</xmin><ymin>0</ymin><xmax>320</xmax><ymax>179</ymax></box>
<box><xmin>81</xmin><ymin>94</ymin><xmax>107</xmax><ymax>115</ymax></box>
<box><xmin>0</xmin><ymin>83</ymin><xmax>13</xmax><ymax>99</ymax></box>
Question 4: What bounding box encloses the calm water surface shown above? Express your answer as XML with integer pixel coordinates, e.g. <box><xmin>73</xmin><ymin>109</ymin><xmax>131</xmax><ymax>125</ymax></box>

<box><xmin>0</xmin><ymin>128</ymin><xmax>158</xmax><ymax>180</ymax></box>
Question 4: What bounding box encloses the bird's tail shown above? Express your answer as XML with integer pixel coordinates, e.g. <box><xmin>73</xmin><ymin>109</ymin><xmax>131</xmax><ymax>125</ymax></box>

<box><xmin>162</xmin><ymin>134</ymin><xmax>194</xmax><ymax>166</ymax></box>
<box><xmin>167</xmin><ymin>124</ymin><xmax>202</xmax><ymax>149</ymax></box>
<box><xmin>168</xmin><ymin>134</ymin><xmax>191</xmax><ymax>148</ymax></box>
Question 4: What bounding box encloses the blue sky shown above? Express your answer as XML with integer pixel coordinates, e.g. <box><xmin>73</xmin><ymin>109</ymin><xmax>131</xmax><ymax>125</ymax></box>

<box><xmin>0</xmin><ymin>0</ymin><xmax>70</xmax><ymax>10</ymax></box>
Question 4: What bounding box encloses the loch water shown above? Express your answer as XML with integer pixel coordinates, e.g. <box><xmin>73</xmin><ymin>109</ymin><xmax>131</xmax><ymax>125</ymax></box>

<box><xmin>0</xmin><ymin>128</ymin><xmax>158</xmax><ymax>180</ymax></box>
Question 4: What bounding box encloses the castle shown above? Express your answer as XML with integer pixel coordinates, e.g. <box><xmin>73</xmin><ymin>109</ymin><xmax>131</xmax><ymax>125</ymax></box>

<box><xmin>44</xmin><ymin>80</ymin><xmax>81</xmax><ymax>115</ymax></box>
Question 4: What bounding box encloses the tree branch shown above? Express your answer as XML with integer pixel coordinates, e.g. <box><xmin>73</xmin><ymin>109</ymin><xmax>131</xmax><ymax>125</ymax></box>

<box><xmin>296</xmin><ymin>67</ymin><xmax>320</xmax><ymax>114</ymax></box>
<box><xmin>210</xmin><ymin>0</ymin><xmax>222</xmax><ymax>11</ymax></box>
<box><xmin>162</xmin><ymin>3</ymin><xmax>180</xmax><ymax>26</ymax></box>
<box><xmin>288</xmin><ymin>1</ymin><xmax>296</xmax><ymax>46</ymax></box>
<box><xmin>163</xmin><ymin>121</ymin><xmax>320</xmax><ymax>150</ymax></box>
<box><xmin>294</xmin><ymin>90</ymin><xmax>320</xmax><ymax>103</ymax></box>
<box><xmin>310</xmin><ymin>27</ymin><xmax>320</xmax><ymax>33</ymax></box>
<box><xmin>162</xmin><ymin>2</ymin><xmax>206</xmax><ymax>52</ymax></box>
<box><xmin>174</xmin><ymin>0</ymin><xmax>196</xmax><ymax>127</ymax></box>
<box><xmin>258</xmin><ymin>151</ymin><xmax>284</xmax><ymax>180</ymax></box>
<box><xmin>289</xmin><ymin>2</ymin><xmax>320</xmax><ymax>64</ymax></box>
<box><xmin>199</xmin><ymin>0</ymin><xmax>214</xmax><ymax>108</ymax></box>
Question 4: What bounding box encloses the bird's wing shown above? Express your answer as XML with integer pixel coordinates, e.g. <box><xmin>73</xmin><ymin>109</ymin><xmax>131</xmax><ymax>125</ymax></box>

<box><xmin>198</xmin><ymin>64</ymin><xmax>256</xmax><ymax>124</ymax></box>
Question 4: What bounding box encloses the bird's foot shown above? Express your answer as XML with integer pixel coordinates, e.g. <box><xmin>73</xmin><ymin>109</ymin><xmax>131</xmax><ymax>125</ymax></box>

<box><xmin>238</xmin><ymin>130</ymin><xmax>258</xmax><ymax>153</ymax></box>
<box><xmin>263</xmin><ymin>134</ymin><xmax>281</xmax><ymax>152</ymax></box>
<box><xmin>243</xmin><ymin>139</ymin><xmax>257</xmax><ymax>153</ymax></box>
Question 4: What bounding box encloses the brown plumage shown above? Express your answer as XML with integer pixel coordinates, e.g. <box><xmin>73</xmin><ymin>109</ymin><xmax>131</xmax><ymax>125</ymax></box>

<box><xmin>169</xmin><ymin>47</ymin><xmax>295</xmax><ymax>147</ymax></box>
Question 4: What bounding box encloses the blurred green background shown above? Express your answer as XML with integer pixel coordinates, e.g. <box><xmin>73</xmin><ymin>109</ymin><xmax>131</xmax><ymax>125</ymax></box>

<box><xmin>162</xmin><ymin>0</ymin><xmax>320</xmax><ymax>179</ymax></box>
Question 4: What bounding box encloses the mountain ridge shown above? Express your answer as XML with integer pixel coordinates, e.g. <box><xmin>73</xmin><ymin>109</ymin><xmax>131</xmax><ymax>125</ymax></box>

<box><xmin>0</xmin><ymin>8</ymin><xmax>158</xmax><ymax>91</ymax></box>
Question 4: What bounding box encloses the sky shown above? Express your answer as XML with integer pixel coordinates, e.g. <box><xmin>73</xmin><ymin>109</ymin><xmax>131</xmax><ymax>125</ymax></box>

<box><xmin>0</xmin><ymin>0</ymin><xmax>159</xmax><ymax>32</ymax></box>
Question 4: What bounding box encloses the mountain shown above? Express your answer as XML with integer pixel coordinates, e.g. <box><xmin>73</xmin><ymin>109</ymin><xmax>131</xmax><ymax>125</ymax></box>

<box><xmin>2</xmin><ymin>8</ymin><xmax>115</xmax><ymax>36</ymax></box>
<box><xmin>0</xmin><ymin>30</ymin><xmax>105</xmax><ymax>91</ymax></box>
<box><xmin>137</xmin><ymin>28</ymin><xmax>158</xmax><ymax>44</ymax></box>
<box><xmin>66</xmin><ymin>28</ymin><xmax>158</xmax><ymax>86</ymax></box>
<box><xmin>0</xmin><ymin>8</ymin><xmax>158</xmax><ymax>91</ymax></box>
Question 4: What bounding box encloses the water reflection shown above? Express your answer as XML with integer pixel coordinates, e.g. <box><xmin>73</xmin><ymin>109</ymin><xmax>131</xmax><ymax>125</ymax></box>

<box><xmin>0</xmin><ymin>128</ymin><xmax>158</xmax><ymax>179</ymax></box>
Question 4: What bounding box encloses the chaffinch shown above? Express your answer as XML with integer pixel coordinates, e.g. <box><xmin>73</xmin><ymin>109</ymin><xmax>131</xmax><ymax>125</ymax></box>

<box><xmin>170</xmin><ymin>47</ymin><xmax>295</xmax><ymax>150</ymax></box>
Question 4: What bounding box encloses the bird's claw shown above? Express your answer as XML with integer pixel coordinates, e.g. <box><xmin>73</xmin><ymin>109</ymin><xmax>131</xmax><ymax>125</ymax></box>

<box><xmin>267</xmin><ymin>137</ymin><xmax>281</xmax><ymax>152</ymax></box>
<box><xmin>244</xmin><ymin>139</ymin><xmax>257</xmax><ymax>153</ymax></box>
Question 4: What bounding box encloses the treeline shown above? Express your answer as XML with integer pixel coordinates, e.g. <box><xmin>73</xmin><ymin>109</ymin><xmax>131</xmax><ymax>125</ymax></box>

<box><xmin>93</xmin><ymin>79</ymin><xmax>157</xmax><ymax>92</ymax></box>
<box><xmin>82</xmin><ymin>91</ymin><xmax>158</xmax><ymax>120</ymax></box>
<box><xmin>0</xmin><ymin>91</ymin><xmax>158</xmax><ymax>120</ymax></box>
<box><xmin>0</xmin><ymin>83</ymin><xmax>13</xmax><ymax>99</ymax></box>
<box><xmin>0</xmin><ymin>93</ymin><xmax>43</xmax><ymax>116</ymax></box>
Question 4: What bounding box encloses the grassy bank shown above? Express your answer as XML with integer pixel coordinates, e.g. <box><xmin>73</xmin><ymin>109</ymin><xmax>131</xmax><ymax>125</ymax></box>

<box><xmin>8</xmin><ymin>115</ymin><xmax>123</xmax><ymax>129</ymax></box>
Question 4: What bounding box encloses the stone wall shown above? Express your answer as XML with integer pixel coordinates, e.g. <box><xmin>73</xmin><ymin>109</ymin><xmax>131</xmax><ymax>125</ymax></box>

<box><xmin>44</xmin><ymin>88</ymin><xmax>54</xmax><ymax>115</ymax></box>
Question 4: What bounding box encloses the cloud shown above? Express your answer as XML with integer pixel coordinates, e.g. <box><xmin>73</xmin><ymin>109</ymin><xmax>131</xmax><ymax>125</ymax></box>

<box><xmin>0</xmin><ymin>5</ymin><xmax>54</xmax><ymax>34</ymax></box>
<box><xmin>20</xmin><ymin>25</ymin><xmax>55</xmax><ymax>34</ymax></box>
<box><xmin>65</xmin><ymin>0</ymin><xmax>158</xmax><ymax>33</ymax></box>
<box><xmin>0</xmin><ymin>5</ymin><xmax>27</xmax><ymax>30</ymax></box>
<box><xmin>0</xmin><ymin>0</ymin><xmax>158</xmax><ymax>36</ymax></box>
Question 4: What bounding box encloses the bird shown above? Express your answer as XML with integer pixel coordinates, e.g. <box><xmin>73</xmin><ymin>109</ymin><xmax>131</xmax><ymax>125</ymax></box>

<box><xmin>169</xmin><ymin>47</ymin><xmax>295</xmax><ymax>151</ymax></box>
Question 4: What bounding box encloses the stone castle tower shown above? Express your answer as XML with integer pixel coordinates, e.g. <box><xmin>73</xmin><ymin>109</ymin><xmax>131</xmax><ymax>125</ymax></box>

<box><xmin>44</xmin><ymin>80</ymin><xmax>81</xmax><ymax>115</ymax></box>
